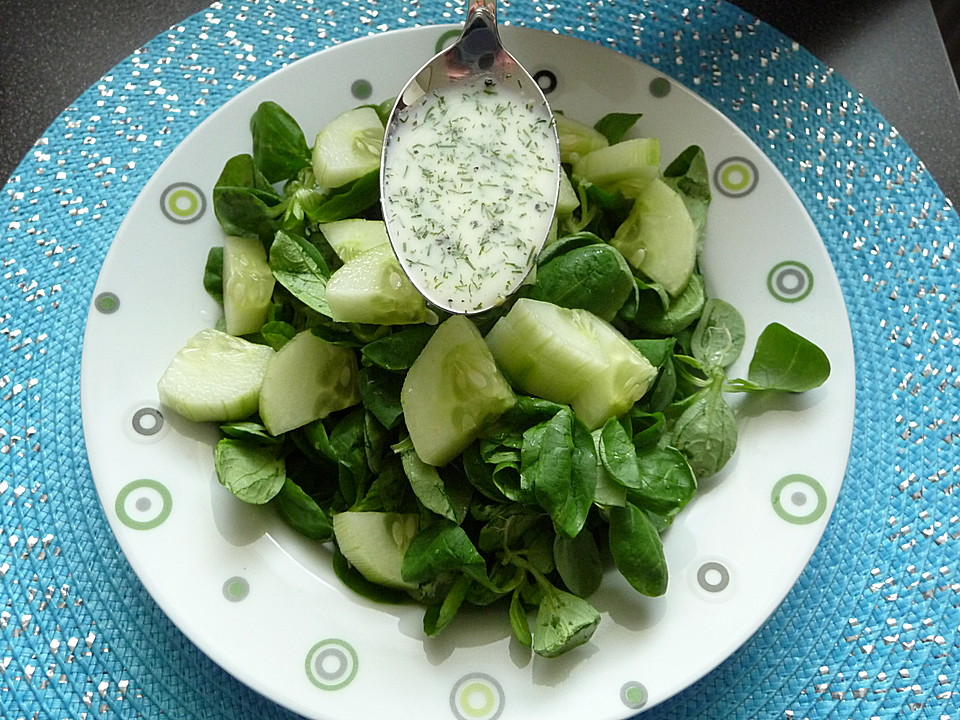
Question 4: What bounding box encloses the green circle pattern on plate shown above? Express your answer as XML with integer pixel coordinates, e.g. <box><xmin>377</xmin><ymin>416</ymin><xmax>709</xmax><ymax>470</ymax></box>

<box><xmin>450</xmin><ymin>673</ymin><xmax>505</xmax><ymax>720</ymax></box>
<box><xmin>771</xmin><ymin>474</ymin><xmax>828</xmax><ymax>525</ymax></box>
<box><xmin>114</xmin><ymin>479</ymin><xmax>173</xmax><ymax>530</ymax></box>
<box><xmin>222</xmin><ymin>576</ymin><xmax>250</xmax><ymax>602</ymax></box>
<box><xmin>160</xmin><ymin>182</ymin><xmax>206</xmax><ymax>223</ymax></box>
<box><xmin>649</xmin><ymin>77</ymin><xmax>672</xmax><ymax>98</ymax></box>
<box><xmin>767</xmin><ymin>260</ymin><xmax>815</xmax><ymax>302</ymax></box>
<box><xmin>620</xmin><ymin>681</ymin><xmax>649</xmax><ymax>710</ymax></box>
<box><xmin>304</xmin><ymin>639</ymin><xmax>359</xmax><ymax>691</ymax></box>
<box><xmin>350</xmin><ymin>79</ymin><xmax>373</xmax><ymax>100</ymax></box>
<box><xmin>94</xmin><ymin>291</ymin><xmax>120</xmax><ymax>314</ymax></box>
<box><xmin>713</xmin><ymin>156</ymin><xmax>759</xmax><ymax>197</ymax></box>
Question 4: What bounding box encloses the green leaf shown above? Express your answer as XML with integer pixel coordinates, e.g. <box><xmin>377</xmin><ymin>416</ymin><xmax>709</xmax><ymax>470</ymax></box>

<box><xmin>356</xmin><ymin>366</ymin><xmax>404</xmax><ymax>430</ymax></box>
<box><xmin>399</xmin><ymin>443</ymin><xmax>473</xmax><ymax>524</ymax></box>
<box><xmin>269</xmin><ymin>229</ymin><xmax>333</xmax><ymax>316</ymax></box>
<box><xmin>259</xmin><ymin>320</ymin><xmax>298</xmax><ymax>350</ymax></box>
<box><xmin>608</xmin><ymin>502</ymin><xmax>667</xmax><ymax>596</ymax></box>
<box><xmin>743</xmin><ymin>322</ymin><xmax>831</xmax><ymax>392</ymax></box>
<box><xmin>213</xmin><ymin>154</ymin><xmax>283</xmax><ymax>241</ymax></box>
<box><xmin>329</xmin><ymin>408</ymin><xmax>373</xmax><ymax>506</ymax></box>
<box><xmin>663</xmin><ymin>145</ymin><xmax>711</xmax><ymax>249</ymax></box>
<box><xmin>272</xmin><ymin>477</ymin><xmax>334</xmax><ymax>541</ymax></box>
<box><xmin>509</xmin><ymin>588</ymin><xmax>533</xmax><ymax>647</ymax></box>
<box><xmin>423</xmin><ymin>573</ymin><xmax>472</xmax><ymax>636</ymax></box>
<box><xmin>528</xmin><ymin>242</ymin><xmax>634</xmax><ymax>321</ymax></box>
<box><xmin>306</xmin><ymin>170</ymin><xmax>380</xmax><ymax>223</ymax></box>
<box><xmin>299</xmin><ymin>417</ymin><xmax>338</xmax><ymax>463</ymax></box>
<box><xmin>553</xmin><ymin>530</ymin><xmax>603</xmax><ymax>598</ymax></box>
<box><xmin>629</xmin><ymin>446</ymin><xmax>697</xmax><ymax>519</ymax></box>
<box><xmin>203</xmin><ymin>246</ymin><xmax>224</xmax><ymax>304</ymax></box>
<box><xmin>532</xmin><ymin>581</ymin><xmax>601</xmax><ymax>658</ymax></box>
<box><xmin>630</xmin><ymin>337</ymin><xmax>676</xmax><ymax>368</ymax></box>
<box><xmin>598</xmin><ymin>417</ymin><xmax>641</xmax><ymax>489</ymax></box>
<box><xmin>671</xmin><ymin>382</ymin><xmax>738</xmax><ymax>479</ymax></box>
<box><xmin>461</xmin><ymin>444</ymin><xmax>512</xmax><ymax>503</ymax></box>
<box><xmin>361</xmin><ymin>325</ymin><xmax>436</xmax><ymax>370</ymax></box>
<box><xmin>521</xmin><ymin>407</ymin><xmax>597</xmax><ymax>538</ymax></box>
<box><xmin>690</xmin><ymin>298</ymin><xmax>745</xmax><ymax>371</ymax></box>
<box><xmin>465</xmin><ymin>563</ymin><xmax>525</xmax><ymax>606</ymax></box>
<box><xmin>632</xmin><ymin>272</ymin><xmax>706</xmax><ymax>335</ymax></box>
<box><xmin>625</xmin><ymin>409</ymin><xmax>666</xmax><ymax>449</ymax></box>
<box><xmin>250</xmin><ymin>101</ymin><xmax>312</xmax><ymax>183</ymax></box>
<box><xmin>219</xmin><ymin>421</ymin><xmax>283</xmax><ymax>445</ymax></box>
<box><xmin>477</xmin><ymin>504</ymin><xmax>541</xmax><ymax>552</ymax></box>
<box><xmin>401</xmin><ymin>520</ymin><xmax>486</xmax><ymax>585</ymax></box>
<box><xmin>214</xmin><ymin>438</ymin><xmax>286</xmax><ymax>504</ymax></box>
<box><xmin>593</xmin><ymin>112</ymin><xmax>643</xmax><ymax>145</ymax></box>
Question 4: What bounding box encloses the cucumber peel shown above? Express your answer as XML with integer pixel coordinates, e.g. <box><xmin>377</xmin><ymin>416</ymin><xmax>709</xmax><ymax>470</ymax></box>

<box><xmin>318</xmin><ymin>218</ymin><xmax>390</xmax><ymax>262</ymax></box>
<box><xmin>611</xmin><ymin>177</ymin><xmax>697</xmax><ymax>296</ymax></box>
<box><xmin>333</xmin><ymin>511</ymin><xmax>420</xmax><ymax>590</ymax></box>
<box><xmin>157</xmin><ymin>328</ymin><xmax>275</xmax><ymax>422</ymax></box>
<box><xmin>485</xmin><ymin>298</ymin><xmax>657</xmax><ymax>429</ymax></box>
<box><xmin>258</xmin><ymin>329</ymin><xmax>360</xmax><ymax>436</ymax></box>
<box><xmin>572</xmin><ymin>137</ymin><xmax>660</xmax><ymax>198</ymax></box>
<box><xmin>554</xmin><ymin>112</ymin><xmax>609</xmax><ymax>163</ymax></box>
<box><xmin>223</xmin><ymin>234</ymin><xmax>275</xmax><ymax>336</ymax></box>
<box><xmin>402</xmin><ymin>315</ymin><xmax>515</xmax><ymax>466</ymax></box>
<box><xmin>325</xmin><ymin>244</ymin><xmax>433</xmax><ymax>325</ymax></box>
<box><xmin>312</xmin><ymin>106</ymin><xmax>384</xmax><ymax>189</ymax></box>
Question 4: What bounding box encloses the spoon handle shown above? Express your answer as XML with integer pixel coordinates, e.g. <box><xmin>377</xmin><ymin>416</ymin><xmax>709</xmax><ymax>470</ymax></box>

<box><xmin>467</xmin><ymin>0</ymin><xmax>497</xmax><ymax>23</ymax></box>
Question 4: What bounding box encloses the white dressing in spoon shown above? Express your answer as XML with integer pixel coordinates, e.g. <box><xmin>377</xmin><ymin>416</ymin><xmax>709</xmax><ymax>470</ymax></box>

<box><xmin>381</xmin><ymin>77</ymin><xmax>560</xmax><ymax>314</ymax></box>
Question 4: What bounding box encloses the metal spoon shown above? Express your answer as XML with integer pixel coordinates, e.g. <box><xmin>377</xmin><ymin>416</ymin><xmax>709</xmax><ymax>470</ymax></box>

<box><xmin>380</xmin><ymin>0</ymin><xmax>561</xmax><ymax>315</ymax></box>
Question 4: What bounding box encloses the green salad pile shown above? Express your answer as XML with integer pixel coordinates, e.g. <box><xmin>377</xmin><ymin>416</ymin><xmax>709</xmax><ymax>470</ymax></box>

<box><xmin>157</xmin><ymin>99</ymin><xmax>831</xmax><ymax>658</ymax></box>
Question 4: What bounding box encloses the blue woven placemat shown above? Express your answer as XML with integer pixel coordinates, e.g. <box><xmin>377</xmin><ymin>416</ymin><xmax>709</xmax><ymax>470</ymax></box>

<box><xmin>3</xmin><ymin>1</ymin><xmax>958</xmax><ymax>718</ymax></box>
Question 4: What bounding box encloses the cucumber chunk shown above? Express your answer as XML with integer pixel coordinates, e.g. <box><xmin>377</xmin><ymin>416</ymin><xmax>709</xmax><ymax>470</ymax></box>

<box><xmin>318</xmin><ymin>218</ymin><xmax>389</xmax><ymax>263</ymax></box>
<box><xmin>222</xmin><ymin>234</ymin><xmax>275</xmax><ymax>336</ymax></box>
<box><xmin>401</xmin><ymin>315</ymin><xmax>516</xmax><ymax>466</ymax></box>
<box><xmin>611</xmin><ymin>177</ymin><xmax>697</xmax><ymax>297</ymax></box>
<box><xmin>157</xmin><ymin>328</ymin><xmax>275</xmax><ymax>422</ymax></box>
<box><xmin>572</xmin><ymin>137</ymin><xmax>660</xmax><ymax>198</ymax></box>
<box><xmin>556</xmin><ymin>171</ymin><xmax>580</xmax><ymax>217</ymax></box>
<box><xmin>326</xmin><ymin>245</ymin><xmax>433</xmax><ymax>325</ymax></box>
<box><xmin>258</xmin><ymin>330</ymin><xmax>360</xmax><ymax>436</ymax></box>
<box><xmin>485</xmin><ymin>298</ymin><xmax>657</xmax><ymax>429</ymax></box>
<box><xmin>312</xmin><ymin>106</ymin><xmax>384</xmax><ymax>189</ymax></box>
<box><xmin>554</xmin><ymin>112</ymin><xmax>609</xmax><ymax>163</ymax></box>
<box><xmin>333</xmin><ymin>511</ymin><xmax>420</xmax><ymax>590</ymax></box>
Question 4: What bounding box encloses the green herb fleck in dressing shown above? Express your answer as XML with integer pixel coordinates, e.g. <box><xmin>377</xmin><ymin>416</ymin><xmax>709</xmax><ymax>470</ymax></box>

<box><xmin>381</xmin><ymin>78</ymin><xmax>560</xmax><ymax>313</ymax></box>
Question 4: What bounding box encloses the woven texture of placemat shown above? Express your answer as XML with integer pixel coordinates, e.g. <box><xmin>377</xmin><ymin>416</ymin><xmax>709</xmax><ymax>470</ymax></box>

<box><xmin>2</xmin><ymin>1</ymin><xmax>958</xmax><ymax>718</ymax></box>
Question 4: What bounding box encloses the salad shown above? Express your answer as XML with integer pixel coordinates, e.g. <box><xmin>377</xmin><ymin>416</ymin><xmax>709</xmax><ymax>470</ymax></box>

<box><xmin>157</xmin><ymin>98</ymin><xmax>831</xmax><ymax>659</ymax></box>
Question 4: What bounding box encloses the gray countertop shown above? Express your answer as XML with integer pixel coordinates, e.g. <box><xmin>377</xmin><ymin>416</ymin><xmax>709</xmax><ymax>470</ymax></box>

<box><xmin>3</xmin><ymin>0</ymin><xmax>960</xmax><ymax>201</ymax></box>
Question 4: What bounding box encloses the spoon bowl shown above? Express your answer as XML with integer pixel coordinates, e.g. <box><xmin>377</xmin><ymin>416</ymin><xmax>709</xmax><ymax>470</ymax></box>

<box><xmin>380</xmin><ymin>0</ymin><xmax>561</xmax><ymax>314</ymax></box>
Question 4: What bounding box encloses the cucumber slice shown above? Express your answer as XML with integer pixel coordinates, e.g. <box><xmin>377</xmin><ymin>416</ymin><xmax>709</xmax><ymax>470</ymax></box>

<box><xmin>318</xmin><ymin>218</ymin><xmax>389</xmax><ymax>262</ymax></box>
<box><xmin>326</xmin><ymin>245</ymin><xmax>433</xmax><ymax>325</ymax></box>
<box><xmin>312</xmin><ymin>106</ymin><xmax>384</xmax><ymax>189</ymax></box>
<box><xmin>333</xmin><ymin>511</ymin><xmax>420</xmax><ymax>590</ymax></box>
<box><xmin>554</xmin><ymin>112</ymin><xmax>609</xmax><ymax>163</ymax></box>
<box><xmin>401</xmin><ymin>315</ymin><xmax>515</xmax><ymax>466</ymax></box>
<box><xmin>572</xmin><ymin>137</ymin><xmax>660</xmax><ymax>197</ymax></box>
<box><xmin>611</xmin><ymin>177</ymin><xmax>696</xmax><ymax>297</ymax></box>
<box><xmin>222</xmin><ymin>234</ymin><xmax>275</xmax><ymax>336</ymax></box>
<box><xmin>157</xmin><ymin>328</ymin><xmax>275</xmax><ymax>422</ymax></box>
<box><xmin>556</xmin><ymin>171</ymin><xmax>580</xmax><ymax>216</ymax></box>
<box><xmin>485</xmin><ymin>298</ymin><xmax>657</xmax><ymax>429</ymax></box>
<box><xmin>258</xmin><ymin>330</ymin><xmax>360</xmax><ymax>436</ymax></box>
